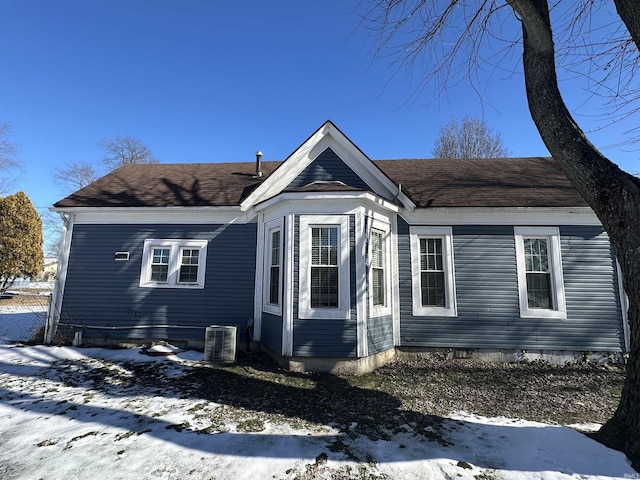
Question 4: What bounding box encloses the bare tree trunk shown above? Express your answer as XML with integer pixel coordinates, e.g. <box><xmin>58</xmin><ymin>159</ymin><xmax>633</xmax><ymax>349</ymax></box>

<box><xmin>614</xmin><ymin>0</ymin><xmax>640</xmax><ymax>48</ymax></box>
<box><xmin>507</xmin><ymin>0</ymin><xmax>640</xmax><ymax>468</ymax></box>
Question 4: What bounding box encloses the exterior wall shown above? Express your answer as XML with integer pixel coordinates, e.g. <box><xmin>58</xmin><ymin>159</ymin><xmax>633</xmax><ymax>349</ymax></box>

<box><xmin>261</xmin><ymin>312</ymin><xmax>283</xmax><ymax>353</ymax></box>
<box><xmin>367</xmin><ymin>315</ymin><xmax>394</xmax><ymax>355</ymax></box>
<box><xmin>363</xmin><ymin>214</ymin><xmax>395</xmax><ymax>356</ymax></box>
<box><xmin>285</xmin><ymin>147</ymin><xmax>370</xmax><ymax>191</ymax></box>
<box><xmin>397</xmin><ymin>218</ymin><xmax>624</xmax><ymax>352</ymax></box>
<box><xmin>58</xmin><ymin>223</ymin><xmax>257</xmax><ymax>345</ymax></box>
<box><xmin>291</xmin><ymin>214</ymin><xmax>358</xmax><ymax>357</ymax></box>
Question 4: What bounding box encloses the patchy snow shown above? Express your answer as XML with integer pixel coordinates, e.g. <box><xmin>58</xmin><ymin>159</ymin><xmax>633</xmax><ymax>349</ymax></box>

<box><xmin>0</xmin><ymin>308</ymin><xmax>47</xmax><ymax>343</ymax></box>
<box><xmin>0</xmin><ymin>344</ymin><xmax>635</xmax><ymax>480</ymax></box>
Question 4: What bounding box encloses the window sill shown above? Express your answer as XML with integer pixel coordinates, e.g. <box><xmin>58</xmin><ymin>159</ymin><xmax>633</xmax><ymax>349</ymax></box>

<box><xmin>139</xmin><ymin>282</ymin><xmax>205</xmax><ymax>289</ymax></box>
<box><xmin>412</xmin><ymin>305</ymin><xmax>457</xmax><ymax>317</ymax></box>
<box><xmin>520</xmin><ymin>308</ymin><xmax>566</xmax><ymax>319</ymax></box>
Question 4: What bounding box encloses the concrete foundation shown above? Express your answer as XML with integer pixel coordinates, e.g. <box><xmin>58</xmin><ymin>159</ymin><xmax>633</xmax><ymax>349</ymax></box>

<box><xmin>260</xmin><ymin>345</ymin><xmax>397</xmax><ymax>375</ymax></box>
<box><xmin>396</xmin><ymin>346</ymin><xmax>624</xmax><ymax>365</ymax></box>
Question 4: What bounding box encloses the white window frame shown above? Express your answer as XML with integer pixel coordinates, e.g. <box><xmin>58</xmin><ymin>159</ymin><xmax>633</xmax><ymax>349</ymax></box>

<box><xmin>263</xmin><ymin>218</ymin><xmax>284</xmax><ymax>315</ymax></box>
<box><xmin>139</xmin><ymin>239</ymin><xmax>207</xmax><ymax>289</ymax></box>
<box><xmin>299</xmin><ymin>215</ymin><xmax>350</xmax><ymax>320</ymax></box>
<box><xmin>410</xmin><ymin>226</ymin><xmax>457</xmax><ymax>317</ymax></box>
<box><xmin>514</xmin><ymin>227</ymin><xmax>566</xmax><ymax>319</ymax></box>
<box><xmin>369</xmin><ymin>220</ymin><xmax>392</xmax><ymax>318</ymax></box>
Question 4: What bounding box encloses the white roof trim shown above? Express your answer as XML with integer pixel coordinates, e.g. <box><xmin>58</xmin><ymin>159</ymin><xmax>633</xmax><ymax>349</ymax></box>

<box><xmin>49</xmin><ymin>206</ymin><xmax>252</xmax><ymax>225</ymax></box>
<box><xmin>254</xmin><ymin>191</ymin><xmax>400</xmax><ymax>214</ymax></box>
<box><xmin>239</xmin><ymin>121</ymin><xmax>415</xmax><ymax>212</ymax></box>
<box><xmin>401</xmin><ymin>206</ymin><xmax>602</xmax><ymax>226</ymax></box>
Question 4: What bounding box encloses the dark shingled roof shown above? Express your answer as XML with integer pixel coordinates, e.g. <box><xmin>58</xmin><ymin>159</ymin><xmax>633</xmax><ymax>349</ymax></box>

<box><xmin>375</xmin><ymin>157</ymin><xmax>588</xmax><ymax>208</ymax></box>
<box><xmin>53</xmin><ymin>157</ymin><xmax>588</xmax><ymax>209</ymax></box>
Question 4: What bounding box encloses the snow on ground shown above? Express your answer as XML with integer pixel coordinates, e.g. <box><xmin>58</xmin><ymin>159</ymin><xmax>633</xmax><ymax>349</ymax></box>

<box><xmin>0</xmin><ymin>344</ymin><xmax>635</xmax><ymax>480</ymax></box>
<box><xmin>0</xmin><ymin>308</ymin><xmax>47</xmax><ymax>343</ymax></box>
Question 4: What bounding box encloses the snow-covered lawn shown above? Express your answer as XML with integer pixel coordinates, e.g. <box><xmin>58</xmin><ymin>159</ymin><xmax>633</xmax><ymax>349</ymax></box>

<box><xmin>0</xmin><ymin>306</ymin><xmax>47</xmax><ymax>343</ymax></box>
<box><xmin>0</xmin><ymin>344</ymin><xmax>634</xmax><ymax>479</ymax></box>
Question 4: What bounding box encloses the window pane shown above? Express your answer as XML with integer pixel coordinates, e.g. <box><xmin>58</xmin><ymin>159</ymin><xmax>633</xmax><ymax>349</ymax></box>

<box><xmin>371</xmin><ymin>231</ymin><xmax>383</xmax><ymax>268</ymax></box>
<box><xmin>150</xmin><ymin>248</ymin><xmax>170</xmax><ymax>282</ymax></box>
<box><xmin>150</xmin><ymin>265</ymin><xmax>168</xmax><ymax>282</ymax></box>
<box><xmin>526</xmin><ymin>272</ymin><xmax>552</xmax><ymax>308</ymax></box>
<box><xmin>269</xmin><ymin>266</ymin><xmax>280</xmax><ymax>304</ymax></box>
<box><xmin>179</xmin><ymin>248</ymin><xmax>199</xmax><ymax>283</ymax></box>
<box><xmin>421</xmin><ymin>271</ymin><xmax>445</xmax><ymax>307</ymax></box>
<box><xmin>524</xmin><ymin>239</ymin><xmax>549</xmax><ymax>273</ymax></box>
<box><xmin>420</xmin><ymin>238</ymin><xmax>443</xmax><ymax>272</ymax></box>
<box><xmin>372</xmin><ymin>268</ymin><xmax>385</xmax><ymax>306</ymax></box>
<box><xmin>179</xmin><ymin>265</ymin><xmax>198</xmax><ymax>283</ymax></box>
<box><xmin>312</xmin><ymin>227</ymin><xmax>338</xmax><ymax>267</ymax></box>
<box><xmin>310</xmin><ymin>266</ymin><xmax>338</xmax><ymax>307</ymax></box>
<box><xmin>271</xmin><ymin>230</ymin><xmax>280</xmax><ymax>266</ymax></box>
<box><xmin>152</xmin><ymin>248</ymin><xmax>170</xmax><ymax>265</ymax></box>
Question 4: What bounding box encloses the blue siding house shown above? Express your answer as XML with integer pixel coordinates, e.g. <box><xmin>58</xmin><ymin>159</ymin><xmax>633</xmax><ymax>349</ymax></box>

<box><xmin>49</xmin><ymin>121</ymin><xmax>628</xmax><ymax>373</ymax></box>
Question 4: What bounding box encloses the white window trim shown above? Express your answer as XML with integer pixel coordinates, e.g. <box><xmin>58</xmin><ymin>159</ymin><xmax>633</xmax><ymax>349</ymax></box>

<box><xmin>139</xmin><ymin>239</ymin><xmax>207</xmax><ymax>289</ymax></box>
<box><xmin>410</xmin><ymin>226</ymin><xmax>457</xmax><ymax>317</ymax></box>
<box><xmin>299</xmin><ymin>215</ymin><xmax>350</xmax><ymax>320</ymax></box>
<box><xmin>369</xmin><ymin>219</ymin><xmax>392</xmax><ymax>318</ymax></box>
<box><xmin>514</xmin><ymin>227</ymin><xmax>566</xmax><ymax>319</ymax></box>
<box><xmin>263</xmin><ymin>218</ymin><xmax>284</xmax><ymax>316</ymax></box>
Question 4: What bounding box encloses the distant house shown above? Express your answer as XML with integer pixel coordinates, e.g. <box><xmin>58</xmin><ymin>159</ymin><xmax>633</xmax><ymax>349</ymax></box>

<box><xmin>49</xmin><ymin>121</ymin><xmax>628</xmax><ymax>373</ymax></box>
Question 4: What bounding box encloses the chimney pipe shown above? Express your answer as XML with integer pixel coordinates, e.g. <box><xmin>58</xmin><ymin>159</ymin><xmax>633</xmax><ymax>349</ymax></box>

<box><xmin>256</xmin><ymin>151</ymin><xmax>263</xmax><ymax>178</ymax></box>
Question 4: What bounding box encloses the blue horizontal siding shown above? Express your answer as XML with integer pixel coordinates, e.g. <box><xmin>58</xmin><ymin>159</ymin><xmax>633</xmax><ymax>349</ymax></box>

<box><xmin>292</xmin><ymin>215</ymin><xmax>358</xmax><ymax>357</ymax></box>
<box><xmin>398</xmin><ymin>219</ymin><xmax>624</xmax><ymax>352</ymax></box>
<box><xmin>261</xmin><ymin>312</ymin><xmax>283</xmax><ymax>353</ymax></box>
<box><xmin>285</xmin><ymin>148</ymin><xmax>370</xmax><ymax>191</ymax></box>
<box><xmin>59</xmin><ymin>223</ymin><xmax>257</xmax><ymax>343</ymax></box>
<box><xmin>368</xmin><ymin>315</ymin><xmax>394</xmax><ymax>355</ymax></box>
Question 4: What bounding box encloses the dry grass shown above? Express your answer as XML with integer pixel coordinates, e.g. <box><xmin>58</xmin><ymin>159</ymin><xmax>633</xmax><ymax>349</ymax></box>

<box><xmin>0</xmin><ymin>292</ymin><xmax>50</xmax><ymax>308</ymax></box>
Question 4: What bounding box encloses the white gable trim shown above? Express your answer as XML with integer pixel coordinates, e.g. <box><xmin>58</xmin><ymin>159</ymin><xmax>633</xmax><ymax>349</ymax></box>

<box><xmin>240</xmin><ymin>121</ymin><xmax>415</xmax><ymax>212</ymax></box>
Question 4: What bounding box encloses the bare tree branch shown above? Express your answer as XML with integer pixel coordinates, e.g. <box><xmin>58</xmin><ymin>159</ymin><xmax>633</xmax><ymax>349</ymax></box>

<box><xmin>433</xmin><ymin>116</ymin><xmax>511</xmax><ymax>158</ymax></box>
<box><xmin>99</xmin><ymin>136</ymin><xmax>158</xmax><ymax>171</ymax></box>
<box><xmin>0</xmin><ymin>123</ymin><xmax>21</xmax><ymax>195</ymax></box>
<box><xmin>53</xmin><ymin>161</ymin><xmax>100</xmax><ymax>193</ymax></box>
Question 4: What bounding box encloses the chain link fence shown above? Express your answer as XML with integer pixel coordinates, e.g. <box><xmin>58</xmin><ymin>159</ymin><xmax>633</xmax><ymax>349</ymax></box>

<box><xmin>0</xmin><ymin>284</ymin><xmax>53</xmax><ymax>344</ymax></box>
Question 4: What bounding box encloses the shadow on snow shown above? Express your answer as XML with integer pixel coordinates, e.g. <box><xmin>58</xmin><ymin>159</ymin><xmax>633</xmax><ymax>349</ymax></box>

<box><xmin>0</xmin><ymin>346</ymin><xmax>631</xmax><ymax>477</ymax></box>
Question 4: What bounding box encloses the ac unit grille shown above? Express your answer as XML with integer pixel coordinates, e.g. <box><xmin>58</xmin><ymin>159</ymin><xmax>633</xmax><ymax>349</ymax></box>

<box><xmin>204</xmin><ymin>325</ymin><xmax>237</xmax><ymax>363</ymax></box>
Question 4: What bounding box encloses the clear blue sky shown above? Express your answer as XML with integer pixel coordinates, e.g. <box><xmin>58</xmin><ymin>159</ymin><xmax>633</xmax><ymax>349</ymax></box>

<box><xmin>1</xmin><ymin>1</ymin><xmax>637</xmax><ymax>250</ymax></box>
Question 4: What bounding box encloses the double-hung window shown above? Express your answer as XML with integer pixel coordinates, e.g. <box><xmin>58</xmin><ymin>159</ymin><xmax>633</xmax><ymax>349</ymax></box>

<box><xmin>299</xmin><ymin>215</ymin><xmax>350</xmax><ymax>319</ymax></box>
<box><xmin>368</xmin><ymin>220</ymin><xmax>392</xmax><ymax>317</ymax></box>
<box><xmin>371</xmin><ymin>230</ymin><xmax>385</xmax><ymax>307</ymax></box>
<box><xmin>514</xmin><ymin>227</ymin><xmax>566</xmax><ymax>318</ymax></box>
<box><xmin>410</xmin><ymin>226</ymin><xmax>457</xmax><ymax>317</ymax></box>
<box><xmin>310</xmin><ymin>227</ymin><xmax>339</xmax><ymax>308</ymax></box>
<box><xmin>140</xmin><ymin>239</ymin><xmax>207</xmax><ymax>288</ymax></box>
<box><xmin>263</xmin><ymin>219</ymin><xmax>284</xmax><ymax>315</ymax></box>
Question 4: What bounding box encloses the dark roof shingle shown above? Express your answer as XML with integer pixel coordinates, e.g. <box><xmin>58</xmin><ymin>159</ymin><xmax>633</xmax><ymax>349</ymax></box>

<box><xmin>374</xmin><ymin>157</ymin><xmax>588</xmax><ymax>208</ymax></box>
<box><xmin>53</xmin><ymin>157</ymin><xmax>587</xmax><ymax>209</ymax></box>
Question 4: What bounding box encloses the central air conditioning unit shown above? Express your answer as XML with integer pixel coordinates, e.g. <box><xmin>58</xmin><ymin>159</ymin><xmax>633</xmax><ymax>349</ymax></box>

<box><xmin>204</xmin><ymin>325</ymin><xmax>237</xmax><ymax>363</ymax></box>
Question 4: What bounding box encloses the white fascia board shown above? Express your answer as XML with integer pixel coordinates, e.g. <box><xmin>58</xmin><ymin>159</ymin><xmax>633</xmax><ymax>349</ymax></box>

<box><xmin>240</xmin><ymin>123</ymin><xmax>331</xmax><ymax>211</ymax></box>
<box><xmin>50</xmin><ymin>206</ymin><xmax>252</xmax><ymax>225</ymax></box>
<box><xmin>255</xmin><ymin>192</ymin><xmax>399</xmax><ymax>216</ymax></box>
<box><xmin>240</xmin><ymin>121</ymin><xmax>415</xmax><ymax>212</ymax></box>
<box><xmin>401</xmin><ymin>206</ymin><xmax>602</xmax><ymax>226</ymax></box>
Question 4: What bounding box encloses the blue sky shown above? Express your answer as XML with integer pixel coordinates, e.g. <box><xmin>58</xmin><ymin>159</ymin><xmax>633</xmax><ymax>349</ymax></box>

<box><xmin>0</xmin><ymin>1</ymin><xmax>637</xmax><ymax>249</ymax></box>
